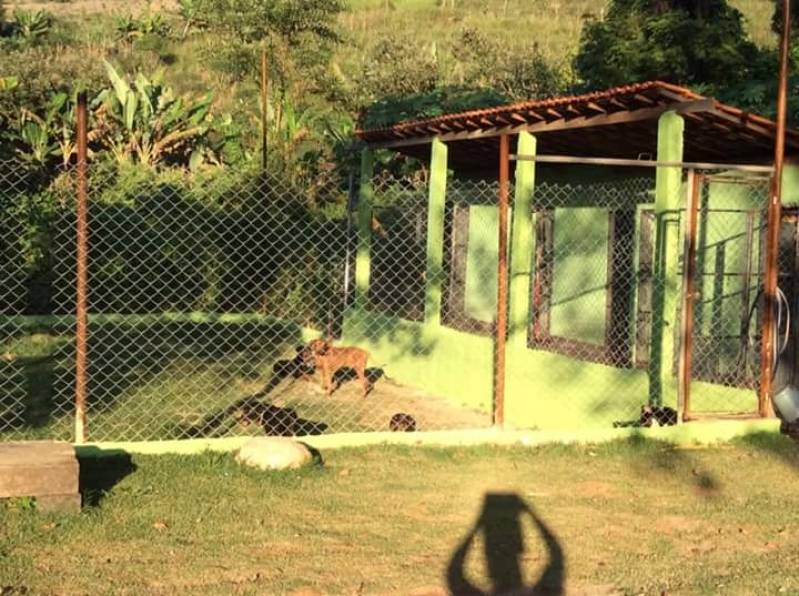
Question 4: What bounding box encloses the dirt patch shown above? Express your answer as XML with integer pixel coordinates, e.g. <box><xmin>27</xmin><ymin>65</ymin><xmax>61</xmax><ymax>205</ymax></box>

<box><xmin>8</xmin><ymin>0</ymin><xmax>179</xmax><ymax>16</ymax></box>
<box><xmin>573</xmin><ymin>480</ymin><xmax>617</xmax><ymax>499</ymax></box>
<box><xmin>269</xmin><ymin>367</ymin><xmax>491</xmax><ymax>434</ymax></box>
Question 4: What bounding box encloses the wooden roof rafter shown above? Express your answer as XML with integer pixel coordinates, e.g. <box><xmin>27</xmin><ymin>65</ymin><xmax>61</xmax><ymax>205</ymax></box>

<box><xmin>356</xmin><ymin>80</ymin><xmax>798</xmax><ymax>168</ymax></box>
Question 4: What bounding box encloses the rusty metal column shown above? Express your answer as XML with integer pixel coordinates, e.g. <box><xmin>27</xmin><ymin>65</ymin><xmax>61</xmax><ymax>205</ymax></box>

<box><xmin>74</xmin><ymin>92</ymin><xmax>89</xmax><ymax>443</ymax></box>
<box><xmin>759</xmin><ymin>0</ymin><xmax>791</xmax><ymax>417</ymax></box>
<box><xmin>678</xmin><ymin>170</ymin><xmax>701</xmax><ymax>421</ymax></box>
<box><xmin>260</xmin><ymin>45</ymin><xmax>269</xmax><ymax>170</ymax></box>
<box><xmin>495</xmin><ymin>135</ymin><xmax>510</xmax><ymax>427</ymax></box>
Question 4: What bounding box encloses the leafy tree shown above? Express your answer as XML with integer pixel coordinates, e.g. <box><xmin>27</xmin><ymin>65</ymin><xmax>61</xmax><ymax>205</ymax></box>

<box><xmin>193</xmin><ymin>0</ymin><xmax>344</xmax><ymax>44</ymax></box>
<box><xmin>450</xmin><ymin>28</ymin><xmax>568</xmax><ymax>101</ymax></box>
<box><xmin>355</xmin><ymin>29</ymin><xmax>568</xmax><ymax>128</ymax></box>
<box><xmin>574</xmin><ymin>0</ymin><xmax>763</xmax><ymax>90</ymax></box>
<box><xmin>357</xmin><ymin>36</ymin><xmax>440</xmax><ymax>105</ymax></box>
<box><xmin>771</xmin><ymin>0</ymin><xmax>799</xmax><ymax>33</ymax></box>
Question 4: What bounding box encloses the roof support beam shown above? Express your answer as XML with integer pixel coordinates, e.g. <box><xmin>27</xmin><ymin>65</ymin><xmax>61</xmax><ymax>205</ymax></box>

<box><xmin>368</xmin><ymin>99</ymin><xmax>717</xmax><ymax>149</ymax></box>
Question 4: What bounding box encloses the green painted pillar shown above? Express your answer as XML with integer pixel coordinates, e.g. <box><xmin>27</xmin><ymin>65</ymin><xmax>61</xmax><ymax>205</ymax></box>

<box><xmin>508</xmin><ymin>132</ymin><xmax>537</xmax><ymax>350</ymax></box>
<box><xmin>649</xmin><ymin>111</ymin><xmax>685</xmax><ymax>407</ymax></box>
<box><xmin>782</xmin><ymin>162</ymin><xmax>799</xmax><ymax>204</ymax></box>
<box><xmin>354</xmin><ymin>148</ymin><xmax>373</xmax><ymax>310</ymax></box>
<box><xmin>424</xmin><ymin>138</ymin><xmax>449</xmax><ymax>326</ymax></box>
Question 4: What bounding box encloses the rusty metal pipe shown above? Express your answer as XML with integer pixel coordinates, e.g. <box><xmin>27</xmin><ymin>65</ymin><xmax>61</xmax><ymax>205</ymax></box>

<box><xmin>261</xmin><ymin>45</ymin><xmax>269</xmax><ymax>170</ymax></box>
<box><xmin>759</xmin><ymin>0</ymin><xmax>791</xmax><ymax>417</ymax></box>
<box><xmin>74</xmin><ymin>91</ymin><xmax>89</xmax><ymax>444</ymax></box>
<box><xmin>494</xmin><ymin>134</ymin><xmax>510</xmax><ymax>427</ymax></box>
<box><xmin>678</xmin><ymin>170</ymin><xmax>701</xmax><ymax>422</ymax></box>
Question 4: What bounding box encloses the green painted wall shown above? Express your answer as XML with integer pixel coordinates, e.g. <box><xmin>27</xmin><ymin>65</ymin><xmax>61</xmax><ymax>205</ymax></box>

<box><xmin>783</xmin><ymin>163</ymin><xmax>799</xmax><ymax>204</ymax></box>
<box><xmin>341</xmin><ymin>309</ymin><xmax>493</xmax><ymax>414</ymax></box>
<box><xmin>550</xmin><ymin>207</ymin><xmax>609</xmax><ymax>345</ymax></box>
<box><xmin>464</xmin><ymin>205</ymin><xmax>504</xmax><ymax>323</ymax></box>
<box><xmin>509</xmin><ymin>132</ymin><xmax>536</xmax><ymax>349</ymax></box>
<box><xmin>342</xmin><ymin>132</ymin><xmax>790</xmax><ymax>431</ymax></box>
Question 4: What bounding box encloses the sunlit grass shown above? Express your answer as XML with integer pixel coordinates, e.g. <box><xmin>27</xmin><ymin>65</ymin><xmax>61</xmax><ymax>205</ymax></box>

<box><xmin>1</xmin><ymin>436</ymin><xmax>798</xmax><ymax>594</ymax></box>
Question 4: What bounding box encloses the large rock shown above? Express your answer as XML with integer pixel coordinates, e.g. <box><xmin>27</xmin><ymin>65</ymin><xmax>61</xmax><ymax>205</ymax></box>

<box><xmin>235</xmin><ymin>437</ymin><xmax>313</xmax><ymax>471</ymax></box>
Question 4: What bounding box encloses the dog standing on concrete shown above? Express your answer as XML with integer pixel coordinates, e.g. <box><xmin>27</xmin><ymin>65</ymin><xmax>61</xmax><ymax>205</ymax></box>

<box><xmin>307</xmin><ymin>338</ymin><xmax>370</xmax><ymax>398</ymax></box>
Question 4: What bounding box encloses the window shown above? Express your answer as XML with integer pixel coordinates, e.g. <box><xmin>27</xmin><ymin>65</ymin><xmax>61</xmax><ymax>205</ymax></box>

<box><xmin>530</xmin><ymin>207</ymin><xmax>639</xmax><ymax>367</ymax></box>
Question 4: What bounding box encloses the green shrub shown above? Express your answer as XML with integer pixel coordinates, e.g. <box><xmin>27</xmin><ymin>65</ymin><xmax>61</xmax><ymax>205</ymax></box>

<box><xmin>11</xmin><ymin>9</ymin><xmax>53</xmax><ymax>41</ymax></box>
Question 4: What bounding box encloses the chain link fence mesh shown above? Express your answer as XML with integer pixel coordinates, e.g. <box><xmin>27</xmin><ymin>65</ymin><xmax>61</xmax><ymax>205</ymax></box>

<box><xmin>687</xmin><ymin>173</ymin><xmax>771</xmax><ymax>416</ymax></box>
<box><xmin>0</xmin><ymin>159</ymin><xmax>774</xmax><ymax>442</ymax></box>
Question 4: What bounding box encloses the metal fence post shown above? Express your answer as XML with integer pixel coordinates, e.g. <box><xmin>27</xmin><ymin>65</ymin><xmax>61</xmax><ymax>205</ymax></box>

<box><xmin>74</xmin><ymin>91</ymin><xmax>89</xmax><ymax>444</ymax></box>
<box><xmin>759</xmin><ymin>0</ymin><xmax>790</xmax><ymax>417</ymax></box>
<box><xmin>261</xmin><ymin>45</ymin><xmax>269</xmax><ymax>170</ymax></box>
<box><xmin>678</xmin><ymin>170</ymin><xmax>700</xmax><ymax>421</ymax></box>
<box><xmin>495</xmin><ymin>134</ymin><xmax>510</xmax><ymax>427</ymax></box>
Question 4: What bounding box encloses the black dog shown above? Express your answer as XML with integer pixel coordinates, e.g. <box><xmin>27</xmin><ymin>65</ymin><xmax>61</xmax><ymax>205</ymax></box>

<box><xmin>389</xmin><ymin>413</ymin><xmax>417</xmax><ymax>432</ymax></box>
<box><xmin>613</xmin><ymin>405</ymin><xmax>678</xmax><ymax>428</ymax></box>
<box><xmin>234</xmin><ymin>401</ymin><xmax>299</xmax><ymax>436</ymax></box>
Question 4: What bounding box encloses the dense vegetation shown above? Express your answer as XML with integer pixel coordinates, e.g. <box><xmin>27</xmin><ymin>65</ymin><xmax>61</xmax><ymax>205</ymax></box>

<box><xmin>0</xmin><ymin>0</ymin><xmax>790</xmax><ymax>178</ymax></box>
<box><xmin>0</xmin><ymin>0</ymin><xmax>793</xmax><ymax>318</ymax></box>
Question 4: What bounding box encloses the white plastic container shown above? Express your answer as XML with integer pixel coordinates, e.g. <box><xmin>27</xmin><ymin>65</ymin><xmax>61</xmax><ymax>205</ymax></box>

<box><xmin>773</xmin><ymin>385</ymin><xmax>799</xmax><ymax>423</ymax></box>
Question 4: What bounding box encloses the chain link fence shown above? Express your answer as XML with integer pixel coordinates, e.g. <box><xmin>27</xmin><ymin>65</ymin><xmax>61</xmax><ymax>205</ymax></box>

<box><xmin>0</xmin><ymin>159</ymin><xmax>774</xmax><ymax>442</ymax></box>
<box><xmin>686</xmin><ymin>173</ymin><xmax>771</xmax><ymax>416</ymax></box>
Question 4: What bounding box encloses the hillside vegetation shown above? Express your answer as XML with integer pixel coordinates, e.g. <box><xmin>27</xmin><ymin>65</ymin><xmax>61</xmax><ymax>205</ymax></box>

<box><xmin>0</xmin><ymin>0</ymin><xmax>787</xmax><ymax>179</ymax></box>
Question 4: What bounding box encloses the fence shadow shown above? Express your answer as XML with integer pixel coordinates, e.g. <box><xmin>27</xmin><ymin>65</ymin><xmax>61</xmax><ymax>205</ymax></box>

<box><xmin>181</xmin><ymin>350</ymin><xmax>328</xmax><ymax>438</ymax></box>
<box><xmin>447</xmin><ymin>492</ymin><xmax>564</xmax><ymax>596</ymax></box>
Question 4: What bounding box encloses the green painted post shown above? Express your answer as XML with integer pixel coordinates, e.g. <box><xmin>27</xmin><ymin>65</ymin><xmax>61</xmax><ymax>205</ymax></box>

<box><xmin>355</xmin><ymin>148</ymin><xmax>374</xmax><ymax>310</ymax></box>
<box><xmin>424</xmin><ymin>138</ymin><xmax>449</xmax><ymax>326</ymax></box>
<box><xmin>649</xmin><ymin>111</ymin><xmax>685</xmax><ymax>407</ymax></box>
<box><xmin>508</xmin><ymin>132</ymin><xmax>537</xmax><ymax>350</ymax></box>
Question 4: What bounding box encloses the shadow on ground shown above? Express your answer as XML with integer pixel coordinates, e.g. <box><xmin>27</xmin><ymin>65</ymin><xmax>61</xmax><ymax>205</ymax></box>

<box><xmin>616</xmin><ymin>433</ymin><xmax>722</xmax><ymax>497</ymax></box>
<box><xmin>182</xmin><ymin>349</ymin><xmax>328</xmax><ymax>438</ymax></box>
<box><xmin>78</xmin><ymin>451</ymin><xmax>137</xmax><ymax>507</ymax></box>
<box><xmin>447</xmin><ymin>492</ymin><xmax>564</xmax><ymax>596</ymax></box>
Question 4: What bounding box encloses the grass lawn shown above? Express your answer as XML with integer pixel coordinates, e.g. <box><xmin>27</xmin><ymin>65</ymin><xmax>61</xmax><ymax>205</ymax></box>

<box><xmin>2</xmin><ymin>434</ymin><xmax>799</xmax><ymax>595</ymax></box>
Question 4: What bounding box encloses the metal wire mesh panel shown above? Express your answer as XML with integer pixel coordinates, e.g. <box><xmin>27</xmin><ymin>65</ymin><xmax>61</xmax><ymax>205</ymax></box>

<box><xmin>0</xmin><ymin>157</ymin><xmax>780</xmax><ymax>441</ymax></box>
<box><xmin>0</xmin><ymin>163</ymin><xmax>75</xmax><ymax>440</ymax></box>
<box><xmin>348</xmin><ymin>173</ymin><xmax>495</xmax><ymax>432</ymax></box>
<box><xmin>1</xmin><ymin>162</ymin><xmax>501</xmax><ymax>442</ymax></box>
<box><xmin>520</xmin><ymin>173</ymin><xmax>659</xmax><ymax>427</ymax></box>
<box><xmin>687</xmin><ymin>173</ymin><xmax>769</xmax><ymax>416</ymax></box>
<box><xmin>443</xmin><ymin>178</ymin><xmax>509</xmax><ymax>337</ymax></box>
<box><xmin>369</xmin><ymin>174</ymin><xmax>428</xmax><ymax>322</ymax></box>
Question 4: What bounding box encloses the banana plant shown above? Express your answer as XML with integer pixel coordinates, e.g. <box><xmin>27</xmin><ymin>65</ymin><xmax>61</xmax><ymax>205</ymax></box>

<box><xmin>11</xmin><ymin>10</ymin><xmax>52</xmax><ymax>40</ymax></box>
<box><xmin>12</xmin><ymin>92</ymin><xmax>79</xmax><ymax>166</ymax></box>
<box><xmin>94</xmin><ymin>60</ymin><xmax>214</xmax><ymax>168</ymax></box>
<box><xmin>265</xmin><ymin>94</ymin><xmax>323</xmax><ymax>174</ymax></box>
<box><xmin>0</xmin><ymin>77</ymin><xmax>18</xmax><ymax>91</ymax></box>
<box><xmin>177</xmin><ymin>0</ymin><xmax>208</xmax><ymax>38</ymax></box>
<box><xmin>114</xmin><ymin>11</ymin><xmax>170</xmax><ymax>42</ymax></box>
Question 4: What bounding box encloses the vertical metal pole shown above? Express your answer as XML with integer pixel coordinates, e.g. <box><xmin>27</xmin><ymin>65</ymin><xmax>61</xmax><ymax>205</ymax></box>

<box><xmin>343</xmin><ymin>172</ymin><xmax>355</xmax><ymax>309</ymax></box>
<box><xmin>759</xmin><ymin>0</ymin><xmax>791</xmax><ymax>417</ymax></box>
<box><xmin>678</xmin><ymin>170</ymin><xmax>701</xmax><ymax>422</ymax></box>
<box><xmin>495</xmin><ymin>135</ymin><xmax>510</xmax><ymax>427</ymax></box>
<box><xmin>74</xmin><ymin>92</ymin><xmax>89</xmax><ymax>444</ymax></box>
<box><xmin>260</xmin><ymin>45</ymin><xmax>269</xmax><ymax>171</ymax></box>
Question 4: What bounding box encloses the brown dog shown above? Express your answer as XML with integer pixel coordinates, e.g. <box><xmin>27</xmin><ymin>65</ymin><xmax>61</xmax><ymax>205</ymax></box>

<box><xmin>307</xmin><ymin>338</ymin><xmax>369</xmax><ymax>397</ymax></box>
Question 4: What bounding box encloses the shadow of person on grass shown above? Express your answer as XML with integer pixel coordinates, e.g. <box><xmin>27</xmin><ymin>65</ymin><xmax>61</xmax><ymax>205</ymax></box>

<box><xmin>447</xmin><ymin>492</ymin><xmax>564</xmax><ymax>596</ymax></box>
